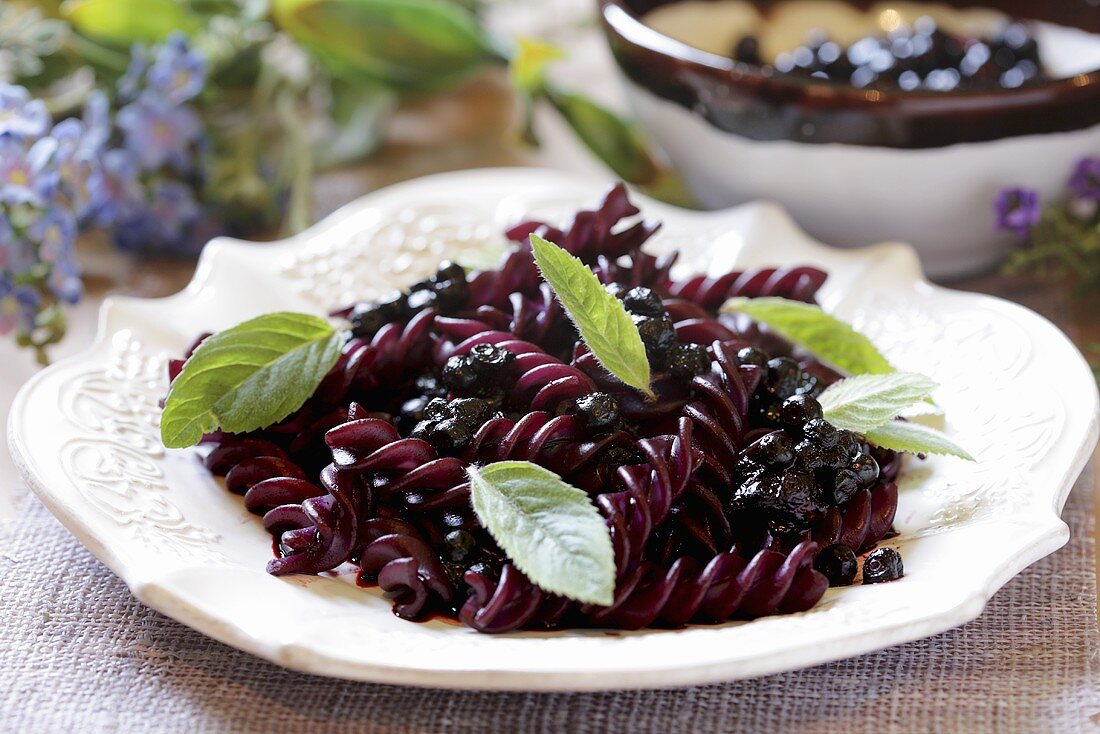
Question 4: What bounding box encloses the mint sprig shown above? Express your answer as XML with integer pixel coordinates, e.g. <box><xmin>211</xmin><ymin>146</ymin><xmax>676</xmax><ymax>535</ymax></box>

<box><xmin>530</xmin><ymin>233</ymin><xmax>653</xmax><ymax>398</ymax></box>
<box><xmin>864</xmin><ymin>421</ymin><xmax>975</xmax><ymax>461</ymax></box>
<box><xmin>468</xmin><ymin>460</ymin><xmax>616</xmax><ymax>606</ymax></box>
<box><xmin>818</xmin><ymin>372</ymin><xmax>938</xmax><ymax>432</ymax></box>
<box><xmin>161</xmin><ymin>312</ymin><xmax>342</xmax><ymax>449</ymax></box>
<box><xmin>818</xmin><ymin>373</ymin><xmax>973</xmax><ymax>460</ymax></box>
<box><xmin>722</xmin><ymin>297</ymin><xmax>894</xmax><ymax>376</ymax></box>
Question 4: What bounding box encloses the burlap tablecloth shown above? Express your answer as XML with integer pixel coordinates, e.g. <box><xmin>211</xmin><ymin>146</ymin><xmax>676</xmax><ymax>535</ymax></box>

<box><xmin>0</xmin><ymin>469</ymin><xmax>1095</xmax><ymax>733</ymax></box>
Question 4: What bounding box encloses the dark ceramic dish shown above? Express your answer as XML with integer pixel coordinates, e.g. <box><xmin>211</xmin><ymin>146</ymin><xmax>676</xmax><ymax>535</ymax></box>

<box><xmin>600</xmin><ymin>0</ymin><xmax>1100</xmax><ymax>148</ymax></box>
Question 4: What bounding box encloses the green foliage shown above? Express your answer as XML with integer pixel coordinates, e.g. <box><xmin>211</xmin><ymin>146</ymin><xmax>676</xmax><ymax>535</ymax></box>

<box><xmin>161</xmin><ymin>312</ymin><xmax>342</xmax><ymax>448</ymax></box>
<box><xmin>468</xmin><ymin>461</ymin><xmax>616</xmax><ymax>606</ymax></box>
<box><xmin>530</xmin><ymin>234</ymin><xmax>653</xmax><ymax>398</ymax></box>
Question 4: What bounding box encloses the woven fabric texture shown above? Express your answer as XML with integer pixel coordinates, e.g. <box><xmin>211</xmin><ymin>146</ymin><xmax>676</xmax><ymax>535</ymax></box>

<box><xmin>0</xmin><ymin>472</ymin><xmax>1096</xmax><ymax>734</ymax></box>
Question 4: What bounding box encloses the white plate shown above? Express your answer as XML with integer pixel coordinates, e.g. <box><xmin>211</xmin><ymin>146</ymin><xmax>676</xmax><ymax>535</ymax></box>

<box><xmin>8</xmin><ymin>168</ymin><xmax>1098</xmax><ymax>691</ymax></box>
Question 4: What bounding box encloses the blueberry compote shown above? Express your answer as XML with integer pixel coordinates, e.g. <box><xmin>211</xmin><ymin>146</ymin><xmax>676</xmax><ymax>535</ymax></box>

<box><xmin>733</xmin><ymin>17</ymin><xmax>1047</xmax><ymax>91</ymax></box>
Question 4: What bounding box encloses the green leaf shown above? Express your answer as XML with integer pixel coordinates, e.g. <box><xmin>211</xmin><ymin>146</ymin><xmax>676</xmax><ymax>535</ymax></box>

<box><xmin>863</xmin><ymin>421</ymin><xmax>975</xmax><ymax>461</ymax></box>
<box><xmin>529</xmin><ymin>234</ymin><xmax>653</xmax><ymax>398</ymax></box>
<box><xmin>468</xmin><ymin>461</ymin><xmax>616</xmax><ymax>606</ymax></box>
<box><xmin>61</xmin><ymin>0</ymin><xmax>199</xmax><ymax>44</ymax></box>
<box><xmin>722</xmin><ymin>297</ymin><xmax>894</xmax><ymax>376</ymax></box>
<box><xmin>819</xmin><ymin>372</ymin><xmax>937</xmax><ymax>433</ymax></box>
<box><xmin>161</xmin><ymin>312</ymin><xmax>342</xmax><ymax>449</ymax></box>
<box><xmin>272</xmin><ymin>0</ymin><xmax>504</xmax><ymax>91</ymax></box>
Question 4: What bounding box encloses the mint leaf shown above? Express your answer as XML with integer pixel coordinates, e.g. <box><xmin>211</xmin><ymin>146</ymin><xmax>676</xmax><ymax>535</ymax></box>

<box><xmin>864</xmin><ymin>421</ymin><xmax>975</xmax><ymax>461</ymax></box>
<box><xmin>468</xmin><ymin>460</ymin><xmax>616</xmax><ymax>606</ymax></box>
<box><xmin>161</xmin><ymin>312</ymin><xmax>342</xmax><ymax>449</ymax></box>
<box><xmin>530</xmin><ymin>234</ymin><xmax>653</xmax><ymax>398</ymax></box>
<box><xmin>722</xmin><ymin>297</ymin><xmax>893</xmax><ymax>376</ymax></box>
<box><xmin>819</xmin><ymin>372</ymin><xmax>937</xmax><ymax>433</ymax></box>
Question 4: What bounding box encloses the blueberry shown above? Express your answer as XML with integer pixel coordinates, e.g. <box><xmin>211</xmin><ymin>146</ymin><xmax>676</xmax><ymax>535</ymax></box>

<box><xmin>850</xmin><ymin>451</ymin><xmax>880</xmax><ymax>488</ymax></box>
<box><xmin>466</xmin><ymin>557</ymin><xmax>503</xmax><ymax>582</ymax></box>
<box><xmin>442</xmin><ymin>355</ymin><xmax>479</xmax><ymax>392</ymax></box>
<box><xmin>574</xmin><ymin>392</ymin><xmax>620</xmax><ymax>430</ymax></box>
<box><xmin>764</xmin><ymin>357</ymin><xmax>802</xmax><ymax>400</ymax></box>
<box><xmin>634</xmin><ymin>314</ymin><xmax>678</xmax><ymax>356</ymax></box>
<box><xmin>835</xmin><ymin>430</ymin><xmax>862</xmax><ymax>459</ymax></box>
<box><xmin>432</xmin><ymin>278</ymin><xmax>469</xmax><ymax>312</ymax></box>
<box><xmin>406</xmin><ymin>288</ymin><xmax>437</xmax><ymax>313</ymax></box>
<box><xmin>467</xmin><ymin>343</ymin><xmax>516</xmax><ymax>384</ymax></box>
<box><xmin>430</xmin><ymin>418</ymin><xmax>473</xmax><ymax>451</ymax></box>
<box><xmin>755</xmin><ymin>399</ymin><xmax>783</xmax><ymax>426</ymax></box>
<box><xmin>622</xmin><ymin>287</ymin><xmax>664</xmax><ymax>317</ymax></box>
<box><xmin>779</xmin><ymin>394</ymin><xmax>823</xmax><ymax>427</ymax></box>
<box><xmin>794</xmin><ymin>439</ymin><xmax>828</xmax><ymax>470</ymax></box>
<box><xmin>814</xmin><ymin>544</ymin><xmax>857</xmax><ymax>586</ymax></box>
<box><xmin>409</xmin><ymin>419</ymin><xmax>437</xmax><ymax>442</ymax></box>
<box><xmin>733</xmin><ymin>34</ymin><xmax>762</xmax><ymax>64</ymax></box>
<box><xmin>744</xmin><ymin>431</ymin><xmax>794</xmax><ymax>468</ymax></box>
<box><xmin>667</xmin><ymin>343</ymin><xmax>711</xmax><ymax>378</ymax></box>
<box><xmin>778</xmin><ymin>469</ymin><xmax>822</xmax><ymax>522</ymax></box>
<box><xmin>349</xmin><ymin>294</ymin><xmax>406</xmax><ymax>339</ymax></box>
<box><xmin>450</xmin><ymin>397</ymin><xmax>491</xmax><ymax>428</ymax></box>
<box><xmin>832</xmin><ymin>468</ymin><xmax>862</xmax><ymax>505</ymax></box>
<box><xmin>398</xmin><ymin>396</ymin><xmax>431</xmax><ymax>432</ymax></box>
<box><xmin>802</xmin><ymin>418</ymin><xmax>840</xmax><ymax>448</ymax></box>
<box><xmin>443</xmin><ymin>529</ymin><xmax>477</xmax><ymax>563</ymax></box>
<box><xmin>435</xmin><ymin>261</ymin><xmax>466</xmax><ymax>284</ymax></box>
<box><xmin>604</xmin><ymin>282</ymin><xmax>628</xmax><ymax>300</ymax></box>
<box><xmin>862</xmin><ymin>547</ymin><xmax>904</xmax><ymax>584</ymax></box>
<box><xmin>737</xmin><ymin>346</ymin><xmax>769</xmax><ymax>371</ymax></box>
<box><xmin>423</xmin><ymin>397</ymin><xmax>450</xmax><ymax>421</ymax></box>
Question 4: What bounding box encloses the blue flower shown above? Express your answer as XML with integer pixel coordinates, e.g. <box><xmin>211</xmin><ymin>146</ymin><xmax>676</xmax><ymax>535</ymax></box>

<box><xmin>147</xmin><ymin>33</ymin><xmax>207</xmax><ymax>105</ymax></box>
<box><xmin>994</xmin><ymin>187</ymin><xmax>1041</xmax><ymax>237</ymax></box>
<box><xmin>118</xmin><ymin>46</ymin><xmax>149</xmax><ymax>103</ymax></box>
<box><xmin>0</xmin><ymin>85</ymin><xmax>50</xmax><ymax>138</ymax></box>
<box><xmin>82</xmin><ymin>91</ymin><xmax>112</xmax><ymax>154</ymax></box>
<box><xmin>113</xmin><ymin>180</ymin><xmax>202</xmax><ymax>253</ymax></box>
<box><xmin>90</xmin><ymin>148</ymin><xmax>144</xmax><ymax>227</ymax></box>
<box><xmin>1068</xmin><ymin>157</ymin><xmax>1100</xmax><ymax>202</ymax></box>
<box><xmin>0</xmin><ymin>282</ymin><xmax>41</xmax><ymax>335</ymax></box>
<box><xmin>29</xmin><ymin>207</ymin><xmax>77</xmax><ymax>263</ymax></box>
<box><xmin>47</xmin><ymin>257</ymin><xmax>83</xmax><ymax>305</ymax></box>
<box><xmin>51</xmin><ymin>118</ymin><xmax>101</xmax><ymax>218</ymax></box>
<box><xmin>117</xmin><ymin>92</ymin><xmax>202</xmax><ymax>171</ymax></box>
<box><xmin>0</xmin><ymin>134</ymin><xmax>58</xmax><ymax>206</ymax></box>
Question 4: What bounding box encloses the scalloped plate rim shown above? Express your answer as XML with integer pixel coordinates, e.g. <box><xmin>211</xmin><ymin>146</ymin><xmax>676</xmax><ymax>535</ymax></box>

<box><xmin>6</xmin><ymin>166</ymin><xmax>1097</xmax><ymax>691</ymax></box>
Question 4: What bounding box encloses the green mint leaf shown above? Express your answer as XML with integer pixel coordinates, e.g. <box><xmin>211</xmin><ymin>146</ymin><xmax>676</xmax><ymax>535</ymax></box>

<box><xmin>161</xmin><ymin>312</ymin><xmax>342</xmax><ymax>449</ymax></box>
<box><xmin>530</xmin><ymin>234</ymin><xmax>653</xmax><ymax>398</ymax></box>
<box><xmin>722</xmin><ymin>297</ymin><xmax>894</xmax><ymax>376</ymax></box>
<box><xmin>863</xmin><ymin>420</ymin><xmax>975</xmax><ymax>461</ymax></box>
<box><xmin>468</xmin><ymin>460</ymin><xmax>616</xmax><ymax>606</ymax></box>
<box><xmin>819</xmin><ymin>372</ymin><xmax>938</xmax><ymax>433</ymax></box>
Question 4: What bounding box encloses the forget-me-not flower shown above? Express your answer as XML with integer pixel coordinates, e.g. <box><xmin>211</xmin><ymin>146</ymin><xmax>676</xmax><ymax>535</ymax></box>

<box><xmin>117</xmin><ymin>91</ymin><xmax>202</xmax><ymax>171</ymax></box>
<box><xmin>148</xmin><ymin>33</ymin><xmax>207</xmax><ymax>105</ymax></box>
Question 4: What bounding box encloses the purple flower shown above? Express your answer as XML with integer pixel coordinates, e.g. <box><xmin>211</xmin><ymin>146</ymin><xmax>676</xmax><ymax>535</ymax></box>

<box><xmin>0</xmin><ymin>135</ymin><xmax>58</xmax><ymax>206</ymax></box>
<box><xmin>994</xmin><ymin>187</ymin><xmax>1041</xmax><ymax>237</ymax></box>
<box><xmin>0</xmin><ymin>85</ymin><xmax>50</xmax><ymax>138</ymax></box>
<box><xmin>0</xmin><ymin>213</ymin><xmax>35</xmax><ymax>276</ymax></box>
<box><xmin>29</xmin><ymin>207</ymin><xmax>77</xmax><ymax>263</ymax></box>
<box><xmin>148</xmin><ymin>33</ymin><xmax>206</xmax><ymax>105</ymax></box>
<box><xmin>117</xmin><ymin>92</ymin><xmax>201</xmax><ymax>171</ymax></box>
<box><xmin>1068</xmin><ymin>157</ymin><xmax>1100</xmax><ymax>202</ymax></box>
